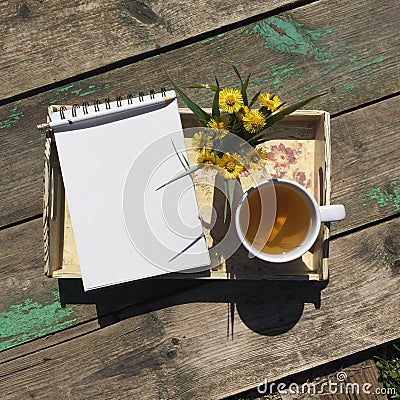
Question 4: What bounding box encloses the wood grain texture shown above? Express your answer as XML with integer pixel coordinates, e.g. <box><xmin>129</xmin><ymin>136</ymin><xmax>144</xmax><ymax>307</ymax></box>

<box><xmin>0</xmin><ymin>0</ymin><xmax>399</xmax><ymax>228</ymax></box>
<box><xmin>0</xmin><ymin>218</ymin><xmax>206</xmax><ymax>354</ymax></box>
<box><xmin>330</xmin><ymin>96</ymin><xmax>400</xmax><ymax>234</ymax></box>
<box><xmin>1</xmin><ymin>94</ymin><xmax>398</xmax><ymax>234</ymax></box>
<box><xmin>1</xmin><ymin>0</ymin><xmax>399</xmax><ymax>396</ymax></box>
<box><xmin>0</xmin><ymin>0</ymin><xmax>297</xmax><ymax>99</ymax></box>
<box><xmin>1</xmin><ymin>218</ymin><xmax>399</xmax><ymax>399</ymax></box>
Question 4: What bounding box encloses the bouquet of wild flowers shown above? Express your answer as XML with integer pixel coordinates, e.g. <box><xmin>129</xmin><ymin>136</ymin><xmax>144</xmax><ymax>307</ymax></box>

<box><xmin>163</xmin><ymin>63</ymin><xmax>323</xmax><ymax>182</ymax></box>
<box><xmin>160</xmin><ymin>63</ymin><xmax>324</xmax><ymax>218</ymax></box>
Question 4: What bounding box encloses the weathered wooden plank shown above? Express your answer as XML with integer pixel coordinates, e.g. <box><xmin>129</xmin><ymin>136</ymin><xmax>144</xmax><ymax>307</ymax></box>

<box><xmin>1</xmin><ymin>0</ymin><xmax>399</xmax><ymax>227</ymax></box>
<box><xmin>1</xmin><ymin>93</ymin><xmax>398</xmax><ymax>234</ymax></box>
<box><xmin>0</xmin><ymin>219</ymin><xmax>86</xmax><ymax>352</ymax></box>
<box><xmin>1</xmin><ymin>218</ymin><xmax>399</xmax><ymax>399</ymax></box>
<box><xmin>330</xmin><ymin>96</ymin><xmax>400</xmax><ymax>234</ymax></box>
<box><xmin>0</xmin><ymin>218</ymin><xmax>206</xmax><ymax>355</ymax></box>
<box><xmin>0</xmin><ymin>0</ymin><xmax>302</xmax><ymax>100</ymax></box>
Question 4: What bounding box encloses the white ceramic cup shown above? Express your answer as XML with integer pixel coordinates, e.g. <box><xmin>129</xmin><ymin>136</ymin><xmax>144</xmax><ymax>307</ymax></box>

<box><xmin>235</xmin><ymin>179</ymin><xmax>346</xmax><ymax>263</ymax></box>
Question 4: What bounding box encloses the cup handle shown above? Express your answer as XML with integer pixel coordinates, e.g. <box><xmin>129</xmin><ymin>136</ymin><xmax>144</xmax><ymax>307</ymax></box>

<box><xmin>319</xmin><ymin>205</ymin><xmax>346</xmax><ymax>222</ymax></box>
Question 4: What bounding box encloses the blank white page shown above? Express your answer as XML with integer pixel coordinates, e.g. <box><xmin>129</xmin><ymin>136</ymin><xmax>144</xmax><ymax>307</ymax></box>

<box><xmin>51</xmin><ymin>94</ymin><xmax>210</xmax><ymax>290</ymax></box>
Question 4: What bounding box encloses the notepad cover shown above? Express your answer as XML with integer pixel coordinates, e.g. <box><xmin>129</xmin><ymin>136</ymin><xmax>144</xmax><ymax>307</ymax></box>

<box><xmin>51</xmin><ymin>97</ymin><xmax>210</xmax><ymax>290</ymax></box>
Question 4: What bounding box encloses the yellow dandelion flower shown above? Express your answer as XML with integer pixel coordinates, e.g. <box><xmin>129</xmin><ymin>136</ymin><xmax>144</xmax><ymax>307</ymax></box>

<box><xmin>259</xmin><ymin>93</ymin><xmax>283</xmax><ymax>112</ymax></box>
<box><xmin>219</xmin><ymin>88</ymin><xmax>244</xmax><ymax>114</ymax></box>
<box><xmin>197</xmin><ymin>149</ymin><xmax>219</xmax><ymax>167</ymax></box>
<box><xmin>245</xmin><ymin>147</ymin><xmax>267</xmax><ymax>170</ymax></box>
<box><xmin>256</xmin><ymin>147</ymin><xmax>268</xmax><ymax>160</ymax></box>
<box><xmin>242</xmin><ymin>109</ymin><xmax>266</xmax><ymax>134</ymax></box>
<box><xmin>208</xmin><ymin>116</ymin><xmax>230</xmax><ymax>131</ymax></box>
<box><xmin>192</xmin><ymin>131</ymin><xmax>213</xmax><ymax>151</ymax></box>
<box><xmin>236</xmin><ymin>106</ymin><xmax>250</xmax><ymax>120</ymax></box>
<box><xmin>207</xmin><ymin>116</ymin><xmax>230</xmax><ymax>139</ymax></box>
<box><xmin>218</xmin><ymin>153</ymin><xmax>244</xmax><ymax>180</ymax></box>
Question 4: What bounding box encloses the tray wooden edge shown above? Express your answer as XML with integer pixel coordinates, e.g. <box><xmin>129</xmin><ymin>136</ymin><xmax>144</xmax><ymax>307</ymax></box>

<box><xmin>43</xmin><ymin>108</ymin><xmax>331</xmax><ymax>282</ymax></box>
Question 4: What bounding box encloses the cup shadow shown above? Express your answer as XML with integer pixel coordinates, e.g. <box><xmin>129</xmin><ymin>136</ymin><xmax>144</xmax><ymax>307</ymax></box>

<box><xmin>58</xmin><ymin>276</ymin><xmax>327</xmax><ymax>336</ymax></box>
<box><xmin>58</xmin><ymin>171</ymin><xmax>328</xmax><ymax>336</ymax></box>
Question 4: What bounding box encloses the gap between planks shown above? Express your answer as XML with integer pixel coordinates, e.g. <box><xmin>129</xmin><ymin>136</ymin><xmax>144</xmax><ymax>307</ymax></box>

<box><xmin>331</xmin><ymin>91</ymin><xmax>400</xmax><ymax>119</ymax></box>
<box><xmin>2</xmin><ymin>91</ymin><xmax>399</xmax><ymax>232</ymax></box>
<box><xmin>0</xmin><ymin>0</ymin><xmax>320</xmax><ymax>107</ymax></box>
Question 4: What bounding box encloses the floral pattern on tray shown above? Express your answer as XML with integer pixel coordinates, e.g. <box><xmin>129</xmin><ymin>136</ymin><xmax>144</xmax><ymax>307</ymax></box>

<box><xmin>263</xmin><ymin>140</ymin><xmax>314</xmax><ymax>190</ymax></box>
<box><xmin>191</xmin><ymin>139</ymin><xmax>316</xmax><ymax>207</ymax></box>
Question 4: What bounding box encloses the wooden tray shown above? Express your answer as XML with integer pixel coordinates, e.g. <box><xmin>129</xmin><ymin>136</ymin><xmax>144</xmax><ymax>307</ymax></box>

<box><xmin>43</xmin><ymin>108</ymin><xmax>331</xmax><ymax>281</ymax></box>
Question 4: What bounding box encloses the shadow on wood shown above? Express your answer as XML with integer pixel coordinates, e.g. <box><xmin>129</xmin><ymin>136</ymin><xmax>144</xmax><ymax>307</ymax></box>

<box><xmin>58</xmin><ymin>278</ymin><xmax>327</xmax><ymax>335</ymax></box>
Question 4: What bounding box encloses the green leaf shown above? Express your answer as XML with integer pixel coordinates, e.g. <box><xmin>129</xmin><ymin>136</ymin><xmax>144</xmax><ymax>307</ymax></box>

<box><xmin>248</xmin><ymin>129</ymin><xmax>288</xmax><ymax>146</ymax></box>
<box><xmin>169</xmin><ymin>76</ymin><xmax>211</xmax><ymax>126</ymax></box>
<box><xmin>212</xmin><ymin>77</ymin><xmax>220</xmax><ymax>118</ymax></box>
<box><xmin>264</xmin><ymin>93</ymin><xmax>327</xmax><ymax>129</ymax></box>
<box><xmin>241</xmin><ymin>73</ymin><xmax>251</xmax><ymax>106</ymax></box>
<box><xmin>247</xmin><ymin>126</ymin><xmax>311</xmax><ymax>146</ymax></box>
<box><xmin>156</xmin><ymin>164</ymin><xmax>203</xmax><ymax>191</ymax></box>
<box><xmin>171</xmin><ymin>139</ymin><xmax>190</xmax><ymax>170</ymax></box>
<box><xmin>259</xmin><ymin>105</ymin><xmax>272</xmax><ymax>118</ymax></box>
<box><xmin>227</xmin><ymin>179</ymin><xmax>236</xmax><ymax>208</ymax></box>
<box><xmin>224</xmin><ymin>61</ymin><xmax>243</xmax><ymax>86</ymax></box>
<box><xmin>223</xmin><ymin>178</ymin><xmax>236</xmax><ymax>223</ymax></box>
<box><xmin>223</xmin><ymin>179</ymin><xmax>228</xmax><ymax>223</ymax></box>
<box><xmin>249</xmin><ymin>90</ymin><xmax>261</xmax><ymax>108</ymax></box>
<box><xmin>186</xmin><ymin>84</ymin><xmax>218</xmax><ymax>92</ymax></box>
<box><xmin>254</xmin><ymin>134</ymin><xmax>310</xmax><ymax>146</ymax></box>
<box><xmin>389</xmin><ymin>370</ymin><xmax>399</xmax><ymax>379</ymax></box>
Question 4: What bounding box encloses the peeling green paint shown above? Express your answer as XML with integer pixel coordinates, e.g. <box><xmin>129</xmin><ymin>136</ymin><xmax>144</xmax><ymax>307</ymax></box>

<box><xmin>245</xmin><ymin>17</ymin><xmax>385</xmax><ymax>91</ymax></box>
<box><xmin>342</xmin><ymin>83</ymin><xmax>357</xmax><ymax>91</ymax></box>
<box><xmin>119</xmin><ymin>12</ymin><xmax>133</xmax><ymax>24</ymax></box>
<box><xmin>248</xmin><ymin>76</ymin><xmax>270</xmax><ymax>87</ymax></box>
<box><xmin>200</xmin><ymin>33</ymin><xmax>225</xmax><ymax>45</ymax></box>
<box><xmin>269</xmin><ymin>61</ymin><xmax>302</xmax><ymax>89</ymax></box>
<box><xmin>59</xmin><ymin>84</ymin><xmax>74</xmax><ymax>93</ymax></box>
<box><xmin>0</xmin><ymin>106</ymin><xmax>24</xmax><ymax>129</ymax></box>
<box><xmin>0</xmin><ymin>291</ymin><xmax>75</xmax><ymax>352</ymax></box>
<box><xmin>323</xmin><ymin>63</ymin><xmax>340</xmax><ymax>75</ymax></box>
<box><xmin>322</xmin><ymin>53</ymin><xmax>384</xmax><ymax>79</ymax></box>
<box><xmin>297</xmin><ymin>83</ymin><xmax>316</xmax><ymax>99</ymax></box>
<box><xmin>58</xmin><ymin>83</ymin><xmax>113</xmax><ymax>99</ymax></box>
<box><xmin>247</xmin><ymin>16</ymin><xmax>333</xmax><ymax>61</ymax></box>
<box><xmin>200</xmin><ymin>37</ymin><xmax>215</xmax><ymax>44</ymax></box>
<box><xmin>347</xmin><ymin>55</ymin><xmax>358</xmax><ymax>64</ymax></box>
<box><xmin>79</xmin><ymin>89</ymin><xmax>97</xmax><ymax>97</ymax></box>
<box><xmin>348</xmin><ymin>56</ymin><xmax>385</xmax><ymax>73</ymax></box>
<box><xmin>362</xmin><ymin>181</ymin><xmax>400</xmax><ymax>212</ymax></box>
<box><xmin>29</xmin><ymin>125</ymin><xmax>47</xmax><ymax>144</ymax></box>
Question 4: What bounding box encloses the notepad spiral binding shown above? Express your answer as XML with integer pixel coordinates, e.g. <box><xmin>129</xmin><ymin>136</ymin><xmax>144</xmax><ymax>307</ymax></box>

<box><xmin>58</xmin><ymin>88</ymin><xmax>167</xmax><ymax>120</ymax></box>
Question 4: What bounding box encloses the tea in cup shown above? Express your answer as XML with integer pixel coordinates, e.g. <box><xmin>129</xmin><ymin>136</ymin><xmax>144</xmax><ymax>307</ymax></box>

<box><xmin>235</xmin><ymin>179</ymin><xmax>345</xmax><ymax>263</ymax></box>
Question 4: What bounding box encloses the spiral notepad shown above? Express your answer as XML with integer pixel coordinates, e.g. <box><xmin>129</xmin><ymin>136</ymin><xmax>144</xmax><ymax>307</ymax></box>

<box><xmin>49</xmin><ymin>89</ymin><xmax>210</xmax><ymax>291</ymax></box>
